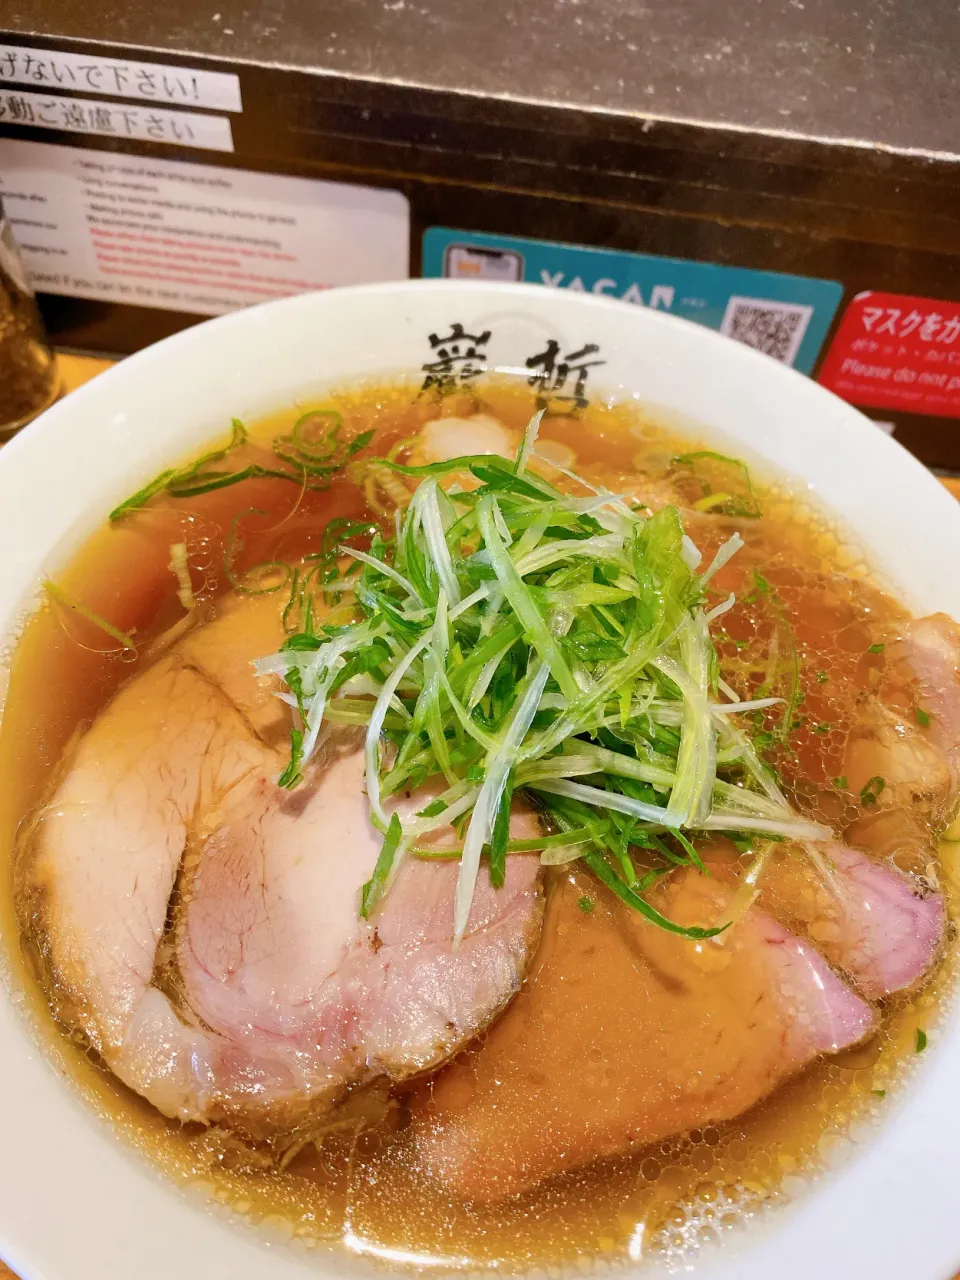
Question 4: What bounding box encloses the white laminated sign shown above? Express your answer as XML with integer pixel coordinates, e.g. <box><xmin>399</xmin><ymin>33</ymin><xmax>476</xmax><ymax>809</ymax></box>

<box><xmin>0</xmin><ymin>139</ymin><xmax>410</xmax><ymax>317</ymax></box>
<box><xmin>0</xmin><ymin>46</ymin><xmax>243</xmax><ymax>112</ymax></box>
<box><xmin>0</xmin><ymin>89</ymin><xmax>233</xmax><ymax>152</ymax></box>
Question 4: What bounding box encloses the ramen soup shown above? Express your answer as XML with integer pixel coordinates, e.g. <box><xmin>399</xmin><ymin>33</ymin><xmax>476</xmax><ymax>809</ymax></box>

<box><xmin>3</xmin><ymin>380</ymin><xmax>960</xmax><ymax>1272</ymax></box>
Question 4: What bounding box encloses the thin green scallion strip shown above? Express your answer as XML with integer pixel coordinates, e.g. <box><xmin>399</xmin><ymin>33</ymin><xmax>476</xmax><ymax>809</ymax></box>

<box><xmin>454</xmin><ymin>657</ymin><xmax>551</xmax><ymax>945</ymax></box>
<box><xmin>419</xmin><ymin>479</ymin><xmax>462</xmax><ymax>606</ymax></box>
<box><xmin>712</xmin><ymin>779</ymin><xmax>794</xmax><ymax>818</ymax></box>
<box><xmin>521</xmin><ymin>622</ymin><xmax>682</xmax><ymax>765</ymax></box>
<box><xmin>655</xmin><ymin>641</ymin><xmax>715</xmax><ymax>828</ymax></box>
<box><xmin>697</xmin><ymin>811</ymin><xmax>831</xmax><ymax>841</ymax></box>
<box><xmin>514</xmin><ymin>408</ymin><xmax>545</xmax><ymax>476</ymax></box>
<box><xmin>576</xmin><ymin>744</ymin><xmax>676</xmax><ymax>787</ymax></box>
<box><xmin>477</xmin><ymin>495</ymin><xmax>579</xmax><ymax>701</ymax></box>
<box><xmin>712</xmin><ymin>696</ymin><xmax>784</xmax><ymax>714</ymax></box>
<box><xmin>488</xmin><ymin>765</ymin><xmax>517</xmax><ymax>888</ymax></box>
<box><xmin>511</xmin><ymin>511</ymin><xmax>554</xmax><ymax>567</ymax></box>
<box><xmin>582</xmin><ymin>850</ymin><xmax>728</xmax><ymax>940</ymax></box>
<box><xmin>714</xmin><ymin>714</ymin><xmax>788</xmax><ymax>808</ymax></box>
<box><xmin>339</xmin><ymin>546</ymin><xmax>423</xmax><ymax>602</ymax></box>
<box><xmin>531</xmin><ymin>777</ymin><xmax>674</xmax><ymax>826</ymax></box>
<box><xmin>706</xmin><ymin>592</ymin><xmax>737</xmax><ymax>623</ymax></box>
<box><xmin>407</xmin><ymin>783</ymin><xmax>480</xmax><ymax>841</ymax></box>
<box><xmin>467</xmin><ymin>634</ymin><xmax>521</xmax><ymax>710</ymax></box>
<box><xmin>44</xmin><ymin>581</ymin><xmax>136</xmax><ymax>651</ymax></box>
<box><xmin>431</xmin><ymin>666</ymin><xmax>496</xmax><ymax>752</ymax></box>
<box><xmin>323</xmin><ymin>702</ymin><xmax>406</xmax><ymax>729</ymax></box>
<box><xmin>530</xmin><ymin>452</ymin><xmax>641</xmax><ymax>525</ymax></box>
<box><xmin>411</xmin><ymin>828</ymin><xmax>593</xmax><ymax>860</ymax></box>
<box><xmin>544</xmin><ymin>585</ymin><xmax>634</xmax><ymax>609</ymax></box>
<box><xmin>717</xmin><ymin>676</ymin><xmax>741</xmax><ymax>703</ymax></box>
<box><xmin>491</xmin><ymin>498</ymin><xmax>514</xmax><ymax>547</ymax></box>
<box><xmin>283</xmin><ymin>639</ymin><xmax>360</xmax><ymax>786</ymax></box>
<box><xmin>448</xmin><ymin>583</ymin><xmax>497</xmax><ymax>624</ymax></box>
<box><xmin>478</xmin><ymin>588</ymin><xmax>505</xmax><ymax>638</ymax></box>
<box><xmin>364</xmin><ymin>631</ymin><xmax>433</xmax><ymax>829</ymax></box>
<box><xmin>360</xmin><ymin>813</ymin><xmax>404</xmax><ymax>918</ymax></box>
<box><xmin>421</xmin><ymin>593</ymin><xmax>458</xmax><ymax>786</ymax></box>
<box><xmin>540</xmin><ymin>841</ymin><xmax>596</xmax><ymax>866</ymax></box>
<box><xmin>701</xmin><ymin>533</ymin><xmax>745</xmax><ymax>586</ymax></box>
<box><xmin>377</xmin><ymin>453</ymin><xmax>540</xmax><ymax>479</ymax></box>
<box><xmin>108</xmin><ymin>469</ymin><xmax>177</xmax><ymax>522</ymax></box>
<box><xmin>518</xmin><ymin>748</ymin><xmax>675</xmax><ymax>789</ymax></box>
<box><xmin>683</xmin><ymin>613</ymin><xmax>717</xmax><ymax>824</ymax></box>
<box><xmin>513</xmin><ymin>533</ymin><xmax>627</xmax><ymax>578</ymax></box>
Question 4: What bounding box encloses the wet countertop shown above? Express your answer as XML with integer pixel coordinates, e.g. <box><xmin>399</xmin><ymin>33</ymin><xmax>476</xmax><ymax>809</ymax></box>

<box><xmin>3</xmin><ymin>0</ymin><xmax>960</xmax><ymax>159</ymax></box>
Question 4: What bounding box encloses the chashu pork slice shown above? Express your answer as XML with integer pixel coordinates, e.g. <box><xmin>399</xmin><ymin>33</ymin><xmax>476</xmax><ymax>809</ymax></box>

<box><xmin>844</xmin><ymin>612</ymin><xmax>960</xmax><ymax>846</ymax></box>
<box><xmin>412</xmin><ymin>866</ymin><xmax>876</xmax><ymax>1203</ymax></box>
<box><xmin>896</xmin><ymin>613</ymin><xmax>960</xmax><ymax>806</ymax></box>
<box><xmin>758</xmin><ymin>842</ymin><xmax>945</xmax><ymax>1001</ymax></box>
<box><xmin>178</xmin><ymin>590</ymin><xmax>293</xmax><ymax>748</ymax></box>
<box><xmin>24</xmin><ymin>596</ymin><xmax>544</xmax><ymax>1135</ymax></box>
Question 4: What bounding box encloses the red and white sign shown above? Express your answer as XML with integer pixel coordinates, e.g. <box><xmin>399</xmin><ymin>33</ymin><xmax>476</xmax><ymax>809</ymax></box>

<box><xmin>818</xmin><ymin>290</ymin><xmax>960</xmax><ymax>418</ymax></box>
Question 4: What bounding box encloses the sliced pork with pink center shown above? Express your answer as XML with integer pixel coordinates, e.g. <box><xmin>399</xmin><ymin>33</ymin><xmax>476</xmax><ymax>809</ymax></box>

<box><xmin>897</xmin><ymin>613</ymin><xmax>960</xmax><ymax>805</ymax></box>
<box><xmin>845</xmin><ymin>613</ymin><xmax>960</xmax><ymax>836</ymax></box>
<box><xmin>412</xmin><ymin>867</ymin><xmax>877</xmax><ymax>1203</ymax></box>
<box><xmin>20</xmin><ymin>587</ymin><xmax>958</xmax><ymax>1178</ymax></box>
<box><xmin>760</xmin><ymin>842</ymin><xmax>945</xmax><ymax>1001</ymax></box>
<box><xmin>22</xmin><ymin>600</ymin><xmax>543</xmax><ymax>1135</ymax></box>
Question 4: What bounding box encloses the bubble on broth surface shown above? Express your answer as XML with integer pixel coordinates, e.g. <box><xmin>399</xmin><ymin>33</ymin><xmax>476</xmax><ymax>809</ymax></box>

<box><xmin>649</xmin><ymin>1179</ymin><xmax>774</xmax><ymax>1267</ymax></box>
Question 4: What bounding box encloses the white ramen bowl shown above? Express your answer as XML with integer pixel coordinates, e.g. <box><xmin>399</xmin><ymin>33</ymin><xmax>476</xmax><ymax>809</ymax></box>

<box><xmin>0</xmin><ymin>281</ymin><xmax>958</xmax><ymax>1280</ymax></box>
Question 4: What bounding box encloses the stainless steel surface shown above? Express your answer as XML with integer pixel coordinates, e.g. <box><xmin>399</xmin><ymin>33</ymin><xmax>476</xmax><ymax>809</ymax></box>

<box><xmin>4</xmin><ymin>0</ymin><xmax>960</xmax><ymax>159</ymax></box>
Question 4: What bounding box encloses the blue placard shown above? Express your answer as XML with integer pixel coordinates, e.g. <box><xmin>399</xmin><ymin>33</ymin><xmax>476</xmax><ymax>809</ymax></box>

<box><xmin>422</xmin><ymin>228</ymin><xmax>844</xmax><ymax>376</ymax></box>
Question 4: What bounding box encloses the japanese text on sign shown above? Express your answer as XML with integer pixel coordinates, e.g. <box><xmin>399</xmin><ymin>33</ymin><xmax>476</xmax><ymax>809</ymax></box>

<box><xmin>857</xmin><ymin>305</ymin><xmax>960</xmax><ymax>345</ymax></box>
<box><xmin>818</xmin><ymin>290</ymin><xmax>960</xmax><ymax>419</ymax></box>
<box><xmin>0</xmin><ymin>46</ymin><xmax>242</xmax><ymax>112</ymax></box>
<box><xmin>421</xmin><ymin>322</ymin><xmax>606</xmax><ymax>411</ymax></box>
<box><xmin>0</xmin><ymin>90</ymin><xmax>233</xmax><ymax>153</ymax></box>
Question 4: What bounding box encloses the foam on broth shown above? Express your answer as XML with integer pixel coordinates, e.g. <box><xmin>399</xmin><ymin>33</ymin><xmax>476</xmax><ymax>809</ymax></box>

<box><xmin>0</xmin><ymin>378</ymin><xmax>955</xmax><ymax>1274</ymax></box>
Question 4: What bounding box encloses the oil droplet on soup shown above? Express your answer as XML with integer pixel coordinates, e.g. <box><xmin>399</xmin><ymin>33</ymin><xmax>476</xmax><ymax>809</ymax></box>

<box><xmin>0</xmin><ymin>378</ymin><xmax>954</xmax><ymax>1274</ymax></box>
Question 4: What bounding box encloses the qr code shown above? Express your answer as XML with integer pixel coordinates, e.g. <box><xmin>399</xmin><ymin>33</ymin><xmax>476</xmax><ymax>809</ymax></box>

<box><xmin>719</xmin><ymin>296</ymin><xmax>814</xmax><ymax>366</ymax></box>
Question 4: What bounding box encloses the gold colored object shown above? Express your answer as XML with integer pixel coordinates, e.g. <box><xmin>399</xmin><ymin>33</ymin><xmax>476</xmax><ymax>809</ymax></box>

<box><xmin>0</xmin><ymin>206</ymin><xmax>59</xmax><ymax>437</ymax></box>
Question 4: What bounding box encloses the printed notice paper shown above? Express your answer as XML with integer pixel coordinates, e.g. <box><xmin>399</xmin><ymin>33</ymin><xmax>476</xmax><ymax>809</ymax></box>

<box><xmin>0</xmin><ymin>89</ymin><xmax>234</xmax><ymax>152</ymax></box>
<box><xmin>0</xmin><ymin>139</ymin><xmax>410</xmax><ymax>316</ymax></box>
<box><xmin>0</xmin><ymin>46</ymin><xmax>243</xmax><ymax>112</ymax></box>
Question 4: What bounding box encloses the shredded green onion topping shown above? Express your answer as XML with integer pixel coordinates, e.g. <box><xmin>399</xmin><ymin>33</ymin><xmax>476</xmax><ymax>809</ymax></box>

<box><xmin>44</xmin><ymin>581</ymin><xmax>136</xmax><ymax>651</ymax></box>
<box><xmin>108</xmin><ymin>413</ymin><xmax>374</xmax><ymax>521</ymax></box>
<box><xmin>254</xmin><ymin>414</ymin><xmax>830</xmax><ymax>943</ymax></box>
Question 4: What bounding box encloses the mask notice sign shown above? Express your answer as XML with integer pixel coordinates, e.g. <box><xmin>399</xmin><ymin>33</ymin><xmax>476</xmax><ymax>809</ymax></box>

<box><xmin>818</xmin><ymin>290</ymin><xmax>960</xmax><ymax>418</ymax></box>
<box><xmin>0</xmin><ymin>138</ymin><xmax>410</xmax><ymax>317</ymax></box>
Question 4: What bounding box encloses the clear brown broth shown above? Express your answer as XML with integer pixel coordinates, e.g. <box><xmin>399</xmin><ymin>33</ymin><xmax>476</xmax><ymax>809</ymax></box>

<box><xmin>1</xmin><ymin>378</ymin><xmax>956</xmax><ymax>1274</ymax></box>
